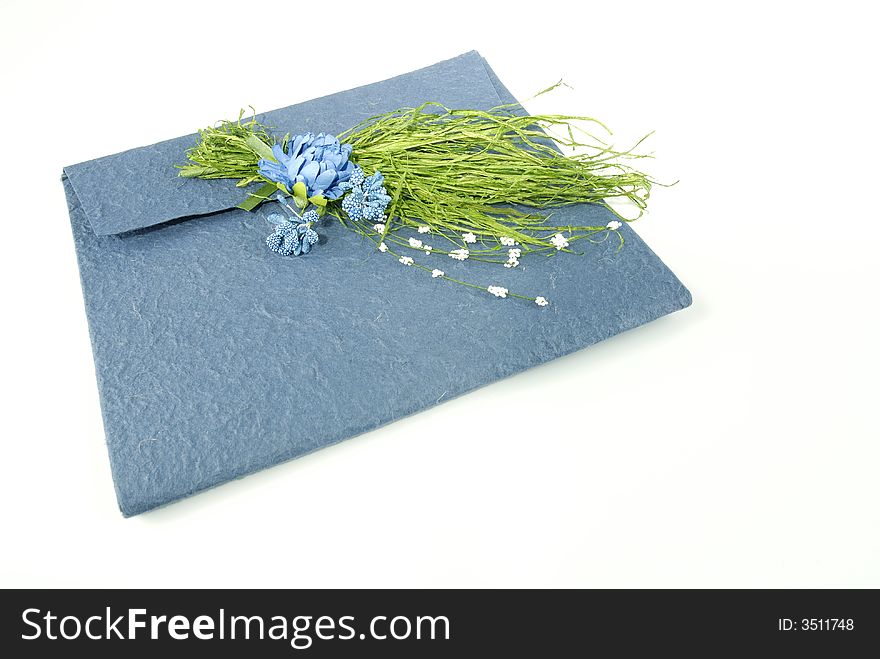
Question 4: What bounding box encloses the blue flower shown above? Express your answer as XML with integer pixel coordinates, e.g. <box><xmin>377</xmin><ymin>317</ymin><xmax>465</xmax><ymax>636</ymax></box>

<box><xmin>265</xmin><ymin>208</ymin><xmax>320</xmax><ymax>257</ymax></box>
<box><xmin>258</xmin><ymin>133</ymin><xmax>355</xmax><ymax>200</ymax></box>
<box><xmin>340</xmin><ymin>167</ymin><xmax>392</xmax><ymax>222</ymax></box>
<box><xmin>265</xmin><ymin>220</ymin><xmax>298</xmax><ymax>256</ymax></box>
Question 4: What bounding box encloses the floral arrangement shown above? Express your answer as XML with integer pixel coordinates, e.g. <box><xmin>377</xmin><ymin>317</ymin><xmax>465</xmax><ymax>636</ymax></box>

<box><xmin>178</xmin><ymin>93</ymin><xmax>659</xmax><ymax>305</ymax></box>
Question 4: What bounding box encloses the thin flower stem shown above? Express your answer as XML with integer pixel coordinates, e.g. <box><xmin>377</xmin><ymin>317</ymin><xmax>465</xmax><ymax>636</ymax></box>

<box><xmin>344</xmin><ymin>216</ymin><xmax>542</xmax><ymax>303</ymax></box>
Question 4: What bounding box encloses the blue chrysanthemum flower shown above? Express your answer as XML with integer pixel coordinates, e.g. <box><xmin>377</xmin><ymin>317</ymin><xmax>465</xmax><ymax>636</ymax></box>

<box><xmin>340</xmin><ymin>166</ymin><xmax>391</xmax><ymax>223</ymax></box>
<box><xmin>258</xmin><ymin>133</ymin><xmax>355</xmax><ymax>200</ymax></box>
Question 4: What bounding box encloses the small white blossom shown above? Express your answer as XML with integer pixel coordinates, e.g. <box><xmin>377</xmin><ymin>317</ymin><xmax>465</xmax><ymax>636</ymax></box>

<box><xmin>408</xmin><ymin>237</ymin><xmax>423</xmax><ymax>248</ymax></box>
<box><xmin>462</xmin><ymin>232</ymin><xmax>477</xmax><ymax>244</ymax></box>
<box><xmin>487</xmin><ymin>285</ymin><xmax>508</xmax><ymax>298</ymax></box>
<box><xmin>373</xmin><ymin>223</ymin><xmax>386</xmax><ymax>233</ymax></box>
<box><xmin>500</xmin><ymin>236</ymin><xmax>516</xmax><ymax>246</ymax></box>
<box><xmin>503</xmin><ymin>247</ymin><xmax>522</xmax><ymax>268</ymax></box>
<box><xmin>399</xmin><ymin>256</ymin><xmax>414</xmax><ymax>266</ymax></box>
<box><xmin>449</xmin><ymin>249</ymin><xmax>470</xmax><ymax>261</ymax></box>
<box><xmin>550</xmin><ymin>233</ymin><xmax>569</xmax><ymax>250</ymax></box>
<box><xmin>606</xmin><ymin>220</ymin><xmax>622</xmax><ymax>230</ymax></box>
<box><xmin>418</xmin><ymin>225</ymin><xmax>431</xmax><ymax>234</ymax></box>
<box><xmin>378</xmin><ymin>242</ymin><xmax>388</xmax><ymax>253</ymax></box>
<box><xmin>535</xmin><ymin>296</ymin><xmax>549</xmax><ymax>307</ymax></box>
<box><xmin>424</xmin><ymin>245</ymin><xmax>432</xmax><ymax>254</ymax></box>
<box><xmin>431</xmin><ymin>269</ymin><xmax>445</xmax><ymax>278</ymax></box>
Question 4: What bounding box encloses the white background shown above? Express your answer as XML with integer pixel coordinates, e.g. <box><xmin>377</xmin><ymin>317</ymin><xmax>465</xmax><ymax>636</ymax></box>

<box><xmin>1</xmin><ymin>0</ymin><xmax>877</xmax><ymax>588</ymax></box>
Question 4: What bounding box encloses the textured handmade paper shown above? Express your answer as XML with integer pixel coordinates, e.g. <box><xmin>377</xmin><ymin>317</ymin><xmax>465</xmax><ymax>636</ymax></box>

<box><xmin>63</xmin><ymin>51</ymin><xmax>691</xmax><ymax>516</ymax></box>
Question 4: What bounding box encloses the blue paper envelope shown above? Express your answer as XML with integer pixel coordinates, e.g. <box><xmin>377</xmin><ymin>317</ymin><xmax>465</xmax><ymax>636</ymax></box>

<box><xmin>63</xmin><ymin>51</ymin><xmax>691</xmax><ymax>516</ymax></box>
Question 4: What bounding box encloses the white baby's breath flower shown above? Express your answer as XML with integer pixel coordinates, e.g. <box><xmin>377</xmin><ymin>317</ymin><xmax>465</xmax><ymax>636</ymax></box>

<box><xmin>606</xmin><ymin>220</ymin><xmax>622</xmax><ymax>230</ymax></box>
<box><xmin>431</xmin><ymin>269</ymin><xmax>444</xmax><ymax>278</ymax></box>
<box><xmin>550</xmin><ymin>233</ymin><xmax>569</xmax><ymax>250</ymax></box>
<box><xmin>449</xmin><ymin>249</ymin><xmax>470</xmax><ymax>261</ymax></box>
<box><xmin>378</xmin><ymin>242</ymin><xmax>388</xmax><ymax>253</ymax></box>
<box><xmin>373</xmin><ymin>223</ymin><xmax>386</xmax><ymax>233</ymax></box>
<box><xmin>399</xmin><ymin>256</ymin><xmax>414</xmax><ymax>266</ymax></box>
<box><xmin>424</xmin><ymin>245</ymin><xmax>432</xmax><ymax>254</ymax></box>
<box><xmin>408</xmin><ymin>237</ymin><xmax>423</xmax><ymax>248</ymax></box>
<box><xmin>535</xmin><ymin>296</ymin><xmax>549</xmax><ymax>307</ymax></box>
<box><xmin>462</xmin><ymin>232</ymin><xmax>477</xmax><ymax>244</ymax></box>
<box><xmin>487</xmin><ymin>285</ymin><xmax>508</xmax><ymax>298</ymax></box>
<box><xmin>504</xmin><ymin>247</ymin><xmax>522</xmax><ymax>268</ymax></box>
<box><xmin>418</xmin><ymin>225</ymin><xmax>431</xmax><ymax>234</ymax></box>
<box><xmin>500</xmin><ymin>236</ymin><xmax>516</xmax><ymax>246</ymax></box>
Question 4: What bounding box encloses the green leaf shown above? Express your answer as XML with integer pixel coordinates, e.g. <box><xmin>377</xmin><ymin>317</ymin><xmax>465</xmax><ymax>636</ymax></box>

<box><xmin>308</xmin><ymin>194</ymin><xmax>327</xmax><ymax>208</ymax></box>
<box><xmin>177</xmin><ymin>164</ymin><xmax>218</xmax><ymax>178</ymax></box>
<box><xmin>244</xmin><ymin>134</ymin><xmax>276</xmax><ymax>162</ymax></box>
<box><xmin>292</xmin><ymin>182</ymin><xmax>308</xmax><ymax>209</ymax></box>
<box><xmin>236</xmin><ymin>182</ymin><xmax>279</xmax><ymax>212</ymax></box>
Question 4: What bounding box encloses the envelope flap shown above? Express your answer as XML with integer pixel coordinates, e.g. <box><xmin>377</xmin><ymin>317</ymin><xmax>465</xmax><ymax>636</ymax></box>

<box><xmin>63</xmin><ymin>135</ymin><xmax>244</xmax><ymax>235</ymax></box>
<box><xmin>63</xmin><ymin>51</ymin><xmax>504</xmax><ymax>236</ymax></box>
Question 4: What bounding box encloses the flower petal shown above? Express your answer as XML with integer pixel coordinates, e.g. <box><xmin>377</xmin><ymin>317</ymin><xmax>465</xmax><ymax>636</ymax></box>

<box><xmin>299</xmin><ymin>160</ymin><xmax>320</xmax><ymax>187</ymax></box>
<box><xmin>258</xmin><ymin>159</ymin><xmax>287</xmax><ymax>185</ymax></box>
<box><xmin>271</xmin><ymin>143</ymin><xmax>287</xmax><ymax>164</ymax></box>
<box><xmin>289</xmin><ymin>133</ymin><xmax>310</xmax><ymax>158</ymax></box>
<box><xmin>313</xmin><ymin>169</ymin><xmax>337</xmax><ymax>192</ymax></box>
<box><xmin>287</xmin><ymin>155</ymin><xmax>307</xmax><ymax>178</ymax></box>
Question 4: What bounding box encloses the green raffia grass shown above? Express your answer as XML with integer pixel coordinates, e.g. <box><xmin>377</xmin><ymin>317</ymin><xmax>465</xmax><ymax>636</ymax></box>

<box><xmin>339</xmin><ymin>99</ymin><xmax>658</xmax><ymax>254</ymax></box>
<box><xmin>177</xmin><ymin>109</ymin><xmax>280</xmax><ymax>187</ymax></box>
